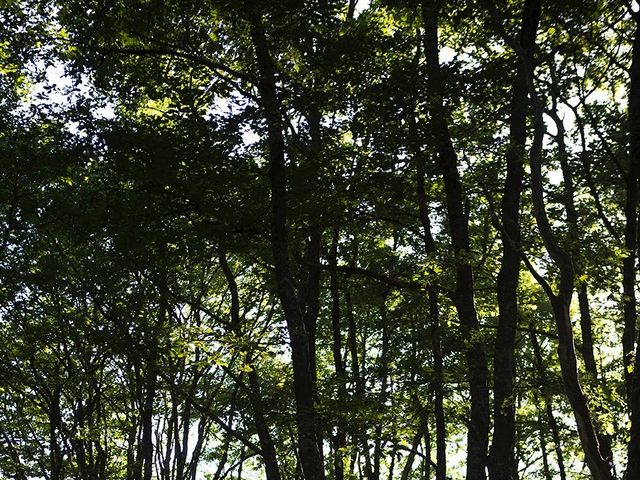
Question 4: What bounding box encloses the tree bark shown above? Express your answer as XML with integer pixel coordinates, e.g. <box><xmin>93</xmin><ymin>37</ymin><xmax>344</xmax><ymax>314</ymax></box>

<box><xmin>535</xmin><ymin>399</ymin><xmax>553</xmax><ymax>480</ymax></box>
<box><xmin>329</xmin><ymin>229</ymin><xmax>346</xmax><ymax>480</ymax></box>
<box><xmin>547</xmin><ymin>104</ymin><xmax>601</xmax><ymax>381</ymax></box>
<box><xmin>400</xmin><ymin>422</ymin><xmax>427</xmax><ymax>480</ymax></box>
<box><xmin>625</xmin><ymin>11</ymin><xmax>640</xmax><ymax>480</ymax></box>
<box><xmin>489</xmin><ymin>2</ymin><xmax>540</xmax><ymax>478</ymax></box>
<box><xmin>530</xmin><ymin>332</ymin><xmax>567</xmax><ymax>480</ymax></box>
<box><xmin>244</xmin><ymin>3</ymin><xmax>325</xmax><ymax>479</ymax></box>
<box><xmin>49</xmin><ymin>389</ymin><xmax>63</xmax><ymax>480</ymax></box>
<box><xmin>546</xmin><ymin>72</ymin><xmax>615</xmax><ymax>466</ymax></box>
<box><xmin>527</xmin><ymin>85</ymin><xmax>613</xmax><ymax>480</ymax></box>
<box><xmin>550</xmin><ymin>109</ymin><xmax>615</xmax><ymax>459</ymax></box>
<box><xmin>142</xmin><ymin>328</ymin><xmax>160</xmax><ymax>480</ymax></box>
<box><xmin>219</xmin><ymin>250</ymin><xmax>282</xmax><ymax>480</ymax></box>
<box><xmin>489</xmin><ymin>0</ymin><xmax>614</xmax><ymax>475</ymax></box>
<box><xmin>421</xmin><ymin>2</ymin><xmax>489</xmax><ymax>478</ymax></box>
<box><xmin>415</xmin><ymin>153</ymin><xmax>446</xmax><ymax>480</ymax></box>
<box><xmin>372</xmin><ymin>294</ymin><xmax>389</xmax><ymax>480</ymax></box>
<box><xmin>346</xmin><ymin>285</ymin><xmax>374</xmax><ymax>480</ymax></box>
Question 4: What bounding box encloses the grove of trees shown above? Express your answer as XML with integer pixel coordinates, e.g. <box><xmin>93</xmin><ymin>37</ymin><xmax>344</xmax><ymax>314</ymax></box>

<box><xmin>1</xmin><ymin>0</ymin><xmax>640</xmax><ymax>479</ymax></box>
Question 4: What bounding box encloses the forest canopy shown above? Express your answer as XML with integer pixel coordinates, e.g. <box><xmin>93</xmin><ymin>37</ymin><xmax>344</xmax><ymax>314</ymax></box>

<box><xmin>1</xmin><ymin>1</ymin><xmax>639</xmax><ymax>479</ymax></box>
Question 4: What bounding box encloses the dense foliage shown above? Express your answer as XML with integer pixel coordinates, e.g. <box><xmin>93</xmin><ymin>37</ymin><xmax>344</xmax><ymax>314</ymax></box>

<box><xmin>1</xmin><ymin>1</ymin><xmax>639</xmax><ymax>479</ymax></box>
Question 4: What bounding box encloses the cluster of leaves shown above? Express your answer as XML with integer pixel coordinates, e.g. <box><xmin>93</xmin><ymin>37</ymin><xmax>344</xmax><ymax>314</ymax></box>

<box><xmin>0</xmin><ymin>0</ymin><xmax>637</xmax><ymax>479</ymax></box>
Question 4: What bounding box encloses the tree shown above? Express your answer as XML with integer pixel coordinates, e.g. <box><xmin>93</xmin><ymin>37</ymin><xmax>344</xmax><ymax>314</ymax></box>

<box><xmin>2</xmin><ymin>0</ymin><xmax>640</xmax><ymax>479</ymax></box>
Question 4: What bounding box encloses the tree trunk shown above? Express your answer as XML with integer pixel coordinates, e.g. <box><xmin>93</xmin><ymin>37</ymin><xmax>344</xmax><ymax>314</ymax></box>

<box><xmin>302</xmin><ymin>224</ymin><xmax>323</xmax><ymax>460</ymax></box>
<box><xmin>372</xmin><ymin>295</ymin><xmax>389</xmax><ymax>480</ymax></box>
<box><xmin>415</xmin><ymin>154</ymin><xmax>446</xmax><ymax>480</ymax></box>
<box><xmin>219</xmin><ymin>250</ymin><xmax>282</xmax><ymax>480</ymax></box>
<box><xmin>489</xmin><ymin>2</ymin><xmax>539</xmax><ymax>478</ymax></box>
<box><xmin>530</xmin><ymin>332</ymin><xmax>567</xmax><ymax>480</ymax></box>
<box><xmin>49</xmin><ymin>389</ymin><xmax>63</xmax><ymax>480</ymax></box>
<box><xmin>400</xmin><ymin>422</ymin><xmax>426</xmax><ymax>480</ymax></box>
<box><xmin>330</xmin><ymin>229</ymin><xmax>346</xmax><ymax>480</ymax></box>
<box><xmin>142</xmin><ymin>339</ymin><xmax>158</xmax><ymax>480</ymax></box>
<box><xmin>504</xmin><ymin>1</ymin><xmax>614</xmax><ymax>475</ymax></box>
<box><xmin>346</xmin><ymin>286</ymin><xmax>374</xmax><ymax>480</ymax></box>
<box><xmin>535</xmin><ymin>398</ymin><xmax>552</xmax><ymax>480</ymax></box>
<box><xmin>244</xmin><ymin>3</ymin><xmax>325</xmax><ymax>479</ymax></box>
<box><xmin>421</xmin><ymin>2</ymin><xmax>489</xmax><ymax>478</ymax></box>
<box><xmin>625</xmin><ymin>11</ymin><xmax>640</xmax><ymax>480</ymax></box>
<box><xmin>547</xmin><ymin>104</ymin><xmax>602</xmax><ymax>383</ymax></box>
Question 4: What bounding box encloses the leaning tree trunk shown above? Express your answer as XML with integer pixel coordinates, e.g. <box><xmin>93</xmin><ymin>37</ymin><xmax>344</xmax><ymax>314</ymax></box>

<box><xmin>547</xmin><ymin>100</ymin><xmax>600</xmax><ymax>381</ymax></box>
<box><xmin>482</xmin><ymin>1</ymin><xmax>615</xmax><ymax>476</ymax></box>
<box><xmin>547</xmin><ymin>105</ymin><xmax>614</xmax><ymax>464</ymax></box>
<box><xmin>515</xmin><ymin>21</ymin><xmax>614</xmax><ymax>479</ymax></box>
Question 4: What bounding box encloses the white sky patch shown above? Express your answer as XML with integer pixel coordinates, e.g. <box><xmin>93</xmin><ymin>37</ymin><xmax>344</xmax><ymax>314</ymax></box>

<box><xmin>29</xmin><ymin>62</ymin><xmax>72</xmax><ymax>107</ymax></box>
<box><xmin>241</xmin><ymin>130</ymin><xmax>260</xmax><ymax>146</ymax></box>
<box><xmin>25</xmin><ymin>60</ymin><xmax>116</xmax><ymax>125</ymax></box>
<box><xmin>547</xmin><ymin>168</ymin><xmax>563</xmax><ymax>186</ymax></box>
<box><xmin>555</xmin><ymin>102</ymin><xmax>576</xmax><ymax>131</ymax></box>
<box><xmin>441</xmin><ymin>46</ymin><xmax>456</xmax><ymax>64</ymax></box>
<box><xmin>94</xmin><ymin>104</ymin><xmax>116</xmax><ymax>120</ymax></box>
<box><xmin>353</xmin><ymin>0</ymin><xmax>369</xmax><ymax>18</ymax></box>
